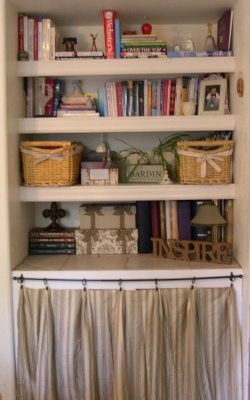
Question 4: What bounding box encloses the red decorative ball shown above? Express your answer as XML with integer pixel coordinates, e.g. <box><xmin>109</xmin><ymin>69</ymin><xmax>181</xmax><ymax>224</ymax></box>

<box><xmin>141</xmin><ymin>23</ymin><xmax>152</xmax><ymax>34</ymax></box>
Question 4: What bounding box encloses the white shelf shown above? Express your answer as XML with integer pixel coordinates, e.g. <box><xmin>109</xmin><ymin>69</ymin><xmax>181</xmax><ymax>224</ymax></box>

<box><xmin>19</xmin><ymin>184</ymin><xmax>236</xmax><ymax>202</ymax></box>
<box><xmin>17</xmin><ymin>57</ymin><xmax>235</xmax><ymax>78</ymax></box>
<box><xmin>19</xmin><ymin>115</ymin><xmax>235</xmax><ymax>134</ymax></box>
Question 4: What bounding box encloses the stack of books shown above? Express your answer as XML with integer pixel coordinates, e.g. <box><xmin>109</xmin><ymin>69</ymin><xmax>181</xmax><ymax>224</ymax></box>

<box><xmin>57</xmin><ymin>92</ymin><xmax>99</xmax><ymax>117</ymax></box>
<box><xmin>120</xmin><ymin>34</ymin><xmax>167</xmax><ymax>59</ymax></box>
<box><xmin>28</xmin><ymin>228</ymin><xmax>76</xmax><ymax>255</ymax></box>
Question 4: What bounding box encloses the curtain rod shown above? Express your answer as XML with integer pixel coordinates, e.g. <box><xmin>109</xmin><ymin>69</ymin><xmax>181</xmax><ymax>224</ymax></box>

<box><xmin>13</xmin><ymin>272</ymin><xmax>243</xmax><ymax>286</ymax></box>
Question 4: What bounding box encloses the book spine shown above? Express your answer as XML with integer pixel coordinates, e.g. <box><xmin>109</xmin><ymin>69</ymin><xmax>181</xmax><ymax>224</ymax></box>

<box><xmin>121</xmin><ymin>81</ymin><xmax>128</xmax><ymax>116</ymax></box>
<box><xmin>170</xmin><ymin>200</ymin><xmax>179</xmax><ymax>239</ymax></box>
<box><xmin>147</xmin><ymin>80</ymin><xmax>152</xmax><ymax>116</ymax></box>
<box><xmin>29</xmin><ymin>248</ymin><xmax>76</xmax><ymax>255</ymax></box>
<box><xmin>29</xmin><ymin>230</ymin><xmax>75</xmax><ymax>238</ymax></box>
<box><xmin>18</xmin><ymin>14</ymin><xmax>24</xmax><ymax>54</ymax></box>
<box><xmin>28</xmin><ymin>18</ymin><xmax>34</xmax><ymax>60</ymax></box>
<box><xmin>177</xmin><ymin>200</ymin><xmax>192</xmax><ymax>240</ymax></box>
<box><xmin>133</xmin><ymin>81</ymin><xmax>139</xmax><ymax>116</ymax></box>
<box><xmin>29</xmin><ymin>242</ymin><xmax>76</xmax><ymax>249</ymax></box>
<box><xmin>26</xmin><ymin>77</ymin><xmax>34</xmax><ymax>118</ymax></box>
<box><xmin>114</xmin><ymin>18</ymin><xmax>121</xmax><ymax>59</ymax></box>
<box><xmin>50</xmin><ymin>25</ymin><xmax>56</xmax><ymax>60</ymax></box>
<box><xmin>121</xmin><ymin>46</ymin><xmax>167</xmax><ymax>52</ymax></box>
<box><xmin>159</xmin><ymin>200</ymin><xmax>166</xmax><ymax>239</ymax></box>
<box><xmin>126</xmin><ymin>80</ymin><xmax>134</xmax><ymax>116</ymax></box>
<box><xmin>33</xmin><ymin>18</ymin><xmax>38</xmax><ymax>60</ymax></box>
<box><xmin>136</xmin><ymin>201</ymin><xmax>152</xmax><ymax>253</ymax></box>
<box><xmin>115</xmin><ymin>81</ymin><xmax>123</xmax><ymax>116</ymax></box>
<box><xmin>143</xmin><ymin>79</ymin><xmax>148</xmax><ymax>116</ymax></box>
<box><xmin>102</xmin><ymin>10</ymin><xmax>116</xmax><ymax>59</ymax></box>
<box><xmin>29</xmin><ymin>237</ymin><xmax>76</xmax><ymax>243</ymax></box>
<box><xmin>151</xmin><ymin>80</ymin><xmax>157</xmax><ymax>116</ymax></box>
<box><xmin>169</xmin><ymin>79</ymin><xmax>176</xmax><ymax>115</ymax></box>
<box><xmin>151</xmin><ymin>201</ymin><xmax>161</xmax><ymax>238</ymax></box>
<box><xmin>105</xmin><ymin>81</ymin><xmax>113</xmax><ymax>117</ymax></box>
<box><xmin>138</xmin><ymin>81</ymin><xmax>144</xmax><ymax>116</ymax></box>
<box><xmin>34</xmin><ymin>77</ymin><xmax>46</xmax><ymax>116</ymax></box>
<box><xmin>37</xmin><ymin>17</ymin><xmax>43</xmax><ymax>60</ymax></box>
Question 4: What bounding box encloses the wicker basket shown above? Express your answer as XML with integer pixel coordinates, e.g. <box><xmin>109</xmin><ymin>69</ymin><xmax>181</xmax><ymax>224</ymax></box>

<box><xmin>20</xmin><ymin>141</ymin><xmax>83</xmax><ymax>186</ymax></box>
<box><xmin>177</xmin><ymin>140</ymin><xmax>234</xmax><ymax>184</ymax></box>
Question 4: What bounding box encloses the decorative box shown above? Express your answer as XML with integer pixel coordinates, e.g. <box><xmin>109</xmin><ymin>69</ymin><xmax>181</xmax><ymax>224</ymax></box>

<box><xmin>125</xmin><ymin>164</ymin><xmax>164</xmax><ymax>183</ymax></box>
<box><xmin>75</xmin><ymin>228</ymin><xmax>138</xmax><ymax>254</ymax></box>
<box><xmin>80</xmin><ymin>204</ymin><xmax>136</xmax><ymax>229</ymax></box>
<box><xmin>81</xmin><ymin>167</ymin><xmax>118</xmax><ymax>185</ymax></box>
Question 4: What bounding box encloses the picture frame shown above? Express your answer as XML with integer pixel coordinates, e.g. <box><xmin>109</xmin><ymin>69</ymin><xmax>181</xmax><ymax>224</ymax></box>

<box><xmin>198</xmin><ymin>79</ymin><xmax>227</xmax><ymax>115</ymax></box>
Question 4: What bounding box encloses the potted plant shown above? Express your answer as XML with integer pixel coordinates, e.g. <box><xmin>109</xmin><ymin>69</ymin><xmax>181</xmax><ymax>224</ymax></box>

<box><xmin>117</xmin><ymin>133</ymin><xmax>191</xmax><ymax>183</ymax></box>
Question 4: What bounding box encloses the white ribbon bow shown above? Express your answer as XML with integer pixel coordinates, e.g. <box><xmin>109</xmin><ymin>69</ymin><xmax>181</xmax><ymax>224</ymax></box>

<box><xmin>178</xmin><ymin>148</ymin><xmax>233</xmax><ymax>178</ymax></box>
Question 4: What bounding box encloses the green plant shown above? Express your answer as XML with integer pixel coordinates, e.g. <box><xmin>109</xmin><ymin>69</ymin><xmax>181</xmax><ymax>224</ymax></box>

<box><xmin>117</xmin><ymin>133</ymin><xmax>191</xmax><ymax>182</ymax></box>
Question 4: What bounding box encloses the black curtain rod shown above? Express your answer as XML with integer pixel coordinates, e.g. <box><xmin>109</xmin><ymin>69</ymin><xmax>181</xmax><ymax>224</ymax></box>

<box><xmin>13</xmin><ymin>272</ymin><xmax>243</xmax><ymax>285</ymax></box>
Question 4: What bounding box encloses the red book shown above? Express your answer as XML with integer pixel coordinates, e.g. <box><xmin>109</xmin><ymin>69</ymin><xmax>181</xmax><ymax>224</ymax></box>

<box><xmin>102</xmin><ymin>10</ymin><xmax>116</xmax><ymax>59</ymax></box>
<box><xmin>115</xmin><ymin>81</ymin><xmax>123</xmax><ymax>116</ymax></box>
<box><xmin>151</xmin><ymin>201</ymin><xmax>161</xmax><ymax>238</ymax></box>
<box><xmin>163</xmin><ymin>80</ymin><xmax>169</xmax><ymax>116</ymax></box>
<box><xmin>33</xmin><ymin>18</ymin><xmax>38</xmax><ymax>60</ymax></box>
<box><xmin>217</xmin><ymin>9</ymin><xmax>233</xmax><ymax>51</ymax></box>
<box><xmin>18</xmin><ymin>14</ymin><xmax>24</xmax><ymax>54</ymax></box>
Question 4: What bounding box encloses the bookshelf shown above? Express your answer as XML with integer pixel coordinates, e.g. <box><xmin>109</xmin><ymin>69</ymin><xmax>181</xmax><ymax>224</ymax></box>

<box><xmin>1</xmin><ymin>0</ymin><xmax>250</xmax><ymax>398</ymax></box>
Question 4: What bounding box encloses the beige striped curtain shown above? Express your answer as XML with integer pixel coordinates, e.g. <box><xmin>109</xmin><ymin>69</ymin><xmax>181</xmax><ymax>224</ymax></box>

<box><xmin>16</xmin><ymin>286</ymin><xmax>242</xmax><ymax>400</ymax></box>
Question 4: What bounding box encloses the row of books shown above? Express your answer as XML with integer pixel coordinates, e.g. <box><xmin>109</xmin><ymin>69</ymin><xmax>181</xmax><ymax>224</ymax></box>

<box><xmin>103</xmin><ymin>77</ymin><xmax>199</xmax><ymax>117</ymax></box>
<box><xmin>136</xmin><ymin>199</ymin><xmax>233</xmax><ymax>253</ymax></box>
<box><xmin>25</xmin><ymin>77</ymin><xmax>99</xmax><ymax>118</ymax></box>
<box><xmin>28</xmin><ymin>228</ymin><xmax>76</xmax><ymax>255</ymax></box>
<box><xmin>18</xmin><ymin>14</ymin><xmax>56</xmax><ymax>61</ymax></box>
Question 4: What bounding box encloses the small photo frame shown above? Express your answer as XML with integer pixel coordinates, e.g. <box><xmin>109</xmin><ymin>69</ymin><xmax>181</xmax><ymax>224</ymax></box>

<box><xmin>198</xmin><ymin>79</ymin><xmax>227</xmax><ymax>115</ymax></box>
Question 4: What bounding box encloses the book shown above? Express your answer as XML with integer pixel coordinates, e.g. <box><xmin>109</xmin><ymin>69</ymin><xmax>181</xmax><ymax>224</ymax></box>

<box><xmin>28</xmin><ymin>17</ymin><xmax>34</xmax><ymax>61</ymax></box>
<box><xmin>217</xmin><ymin>9</ymin><xmax>234</xmax><ymax>51</ymax></box>
<box><xmin>121</xmin><ymin>51</ymin><xmax>166</xmax><ymax>59</ymax></box>
<box><xmin>170</xmin><ymin>200</ymin><xmax>179</xmax><ymax>239</ymax></box>
<box><xmin>138</xmin><ymin>81</ymin><xmax>144</xmax><ymax>116</ymax></box>
<box><xmin>151</xmin><ymin>201</ymin><xmax>161</xmax><ymax>238</ymax></box>
<box><xmin>159</xmin><ymin>200</ymin><xmax>166</xmax><ymax>239</ymax></box>
<box><xmin>167</xmin><ymin>50</ymin><xmax>233</xmax><ymax>57</ymax></box>
<box><xmin>29</xmin><ymin>242</ymin><xmax>76</xmax><ymax>249</ymax></box>
<box><xmin>102</xmin><ymin>10</ymin><xmax>116</xmax><ymax>59</ymax></box>
<box><xmin>29</xmin><ymin>228</ymin><xmax>76</xmax><ymax>238</ymax></box>
<box><xmin>121</xmin><ymin>34</ymin><xmax>158</xmax><ymax>41</ymax></box>
<box><xmin>115</xmin><ymin>81</ymin><xmax>123</xmax><ymax>116</ymax></box>
<box><xmin>136</xmin><ymin>201</ymin><xmax>152</xmax><ymax>253</ymax></box>
<box><xmin>76</xmin><ymin>50</ymin><xmax>104</xmax><ymax>58</ymax></box>
<box><xmin>126</xmin><ymin>80</ymin><xmax>134</xmax><ymax>116</ymax></box>
<box><xmin>18</xmin><ymin>14</ymin><xmax>24</xmax><ymax>54</ymax></box>
<box><xmin>169</xmin><ymin>79</ymin><xmax>176</xmax><ymax>115</ymax></box>
<box><xmin>177</xmin><ymin>200</ymin><xmax>192</xmax><ymax>240</ymax></box>
<box><xmin>29</xmin><ymin>248</ymin><xmax>76</xmax><ymax>255</ymax></box>
<box><xmin>29</xmin><ymin>237</ymin><xmax>76</xmax><ymax>243</ymax></box>
<box><xmin>114</xmin><ymin>18</ymin><xmax>121</xmax><ymax>59</ymax></box>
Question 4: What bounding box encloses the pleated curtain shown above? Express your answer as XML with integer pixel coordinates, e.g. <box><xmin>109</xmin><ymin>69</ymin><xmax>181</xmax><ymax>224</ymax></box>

<box><xmin>16</xmin><ymin>286</ymin><xmax>242</xmax><ymax>400</ymax></box>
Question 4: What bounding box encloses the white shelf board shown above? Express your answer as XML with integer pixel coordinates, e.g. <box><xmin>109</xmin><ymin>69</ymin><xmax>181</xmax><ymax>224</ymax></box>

<box><xmin>19</xmin><ymin>115</ymin><xmax>236</xmax><ymax>134</ymax></box>
<box><xmin>17</xmin><ymin>57</ymin><xmax>235</xmax><ymax>78</ymax></box>
<box><xmin>19</xmin><ymin>184</ymin><xmax>236</xmax><ymax>202</ymax></box>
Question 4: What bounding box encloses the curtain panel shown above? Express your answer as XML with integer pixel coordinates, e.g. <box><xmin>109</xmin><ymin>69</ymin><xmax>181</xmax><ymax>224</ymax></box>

<box><xmin>16</xmin><ymin>286</ymin><xmax>242</xmax><ymax>400</ymax></box>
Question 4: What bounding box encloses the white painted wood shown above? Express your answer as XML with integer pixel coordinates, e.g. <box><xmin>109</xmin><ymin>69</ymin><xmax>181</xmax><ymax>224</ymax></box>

<box><xmin>19</xmin><ymin>115</ymin><xmax>236</xmax><ymax>133</ymax></box>
<box><xmin>19</xmin><ymin>184</ymin><xmax>236</xmax><ymax>202</ymax></box>
<box><xmin>17</xmin><ymin>57</ymin><xmax>236</xmax><ymax>77</ymax></box>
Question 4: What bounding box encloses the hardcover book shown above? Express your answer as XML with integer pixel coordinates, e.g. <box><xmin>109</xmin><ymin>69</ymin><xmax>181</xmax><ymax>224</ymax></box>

<box><xmin>136</xmin><ymin>201</ymin><xmax>152</xmax><ymax>253</ymax></box>
<box><xmin>217</xmin><ymin>9</ymin><xmax>234</xmax><ymax>50</ymax></box>
<box><xmin>102</xmin><ymin>10</ymin><xmax>116</xmax><ymax>59</ymax></box>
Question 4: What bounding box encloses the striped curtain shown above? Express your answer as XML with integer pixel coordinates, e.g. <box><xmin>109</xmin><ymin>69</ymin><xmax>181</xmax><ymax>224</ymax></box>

<box><xmin>16</xmin><ymin>286</ymin><xmax>242</xmax><ymax>400</ymax></box>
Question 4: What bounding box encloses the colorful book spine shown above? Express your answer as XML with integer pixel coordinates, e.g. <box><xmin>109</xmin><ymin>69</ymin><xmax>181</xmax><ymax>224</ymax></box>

<box><xmin>29</xmin><ymin>228</ymin><xmax>75</xmax><ymax>238</ymax></box>
<box><xmin>102</xmin><ymin>10</ymin><xmax>116</xmax><ymax>59</ymax></box>
<box><xmin>138</xmin><ymin>81</ymin><xmax>144</xmax><ymax>116</ymax></box>
<box><xmin>151</xmin><ymin>201</ymin><xmax>161</xmax><ymax>238</ymax></box>
<box><xmin>115</xmin><ymin>81</ymin><xmax>123</xmax><ymax>116</ymax></box>
<box><xmin>114</xmin><ymin>18</ymin><xmax>121</xmax><ymax>59</ymax></box>
<box><xmin>177</xmin><ymin>200</ymin><xmax>192</xmax><ymax>240</ymax></box>
<box><xmin>53</xmin><ymin>79</ymin><xmax>64</xmax><ymax>117</ymax></box>
<box><xmin>28</xmin><ymin>17</ymin><xmax>34</xmax><ymax>60</ymax></box>
<box><xmin>18</xmin><ymin>14</ymin><xmax>24</xmax><ymax>54</ymax></box>
<box><xmin>45</xmin><ymin>78</ymin><xmax>55</xmax><ymax>116</ymax></box>
<box><xmin>169</xmin><ymin>79</ymin><xmax>176</xmax><ymax>115</ymax></box>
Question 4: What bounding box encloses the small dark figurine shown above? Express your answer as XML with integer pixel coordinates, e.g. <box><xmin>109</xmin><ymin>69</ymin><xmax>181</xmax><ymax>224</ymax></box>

<box><xmin>42</xmin><ymin>202</ymin><xmax>66</xmax><ymax>231</ymax></box>
<box><xmin>90</xmin><ymin>34</ymin><xmax>98</xmax><ymax>51</ymax></box>
<box><xmin>63</xmin><ymin>37</ymin><xmax>77</xmax><ymax>52</ymax></box>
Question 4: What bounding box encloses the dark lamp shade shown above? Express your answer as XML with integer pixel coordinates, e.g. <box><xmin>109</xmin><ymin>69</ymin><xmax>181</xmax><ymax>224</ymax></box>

<box><xmin>191</xmin><ymin>204</ymin><xmax>226</xmax><ymax>226</ymax></box>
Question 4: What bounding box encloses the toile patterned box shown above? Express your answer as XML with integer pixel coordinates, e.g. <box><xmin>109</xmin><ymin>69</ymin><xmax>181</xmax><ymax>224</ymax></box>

<box><xmin>75</xmin><ymin>228</ymin><xmax>138</xmax><ymax>254</ymax></box>
<box><xmin>79</xmin><ymin>204</ymin><xmax>136</xmax><ymax>229</ymax></box>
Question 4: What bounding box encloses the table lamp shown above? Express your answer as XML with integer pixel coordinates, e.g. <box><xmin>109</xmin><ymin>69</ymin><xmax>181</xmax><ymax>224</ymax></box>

<box><xmin>191</xmin><ymin>201</ymin><xmax>226</xmax><ymax>242</ymax></box>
